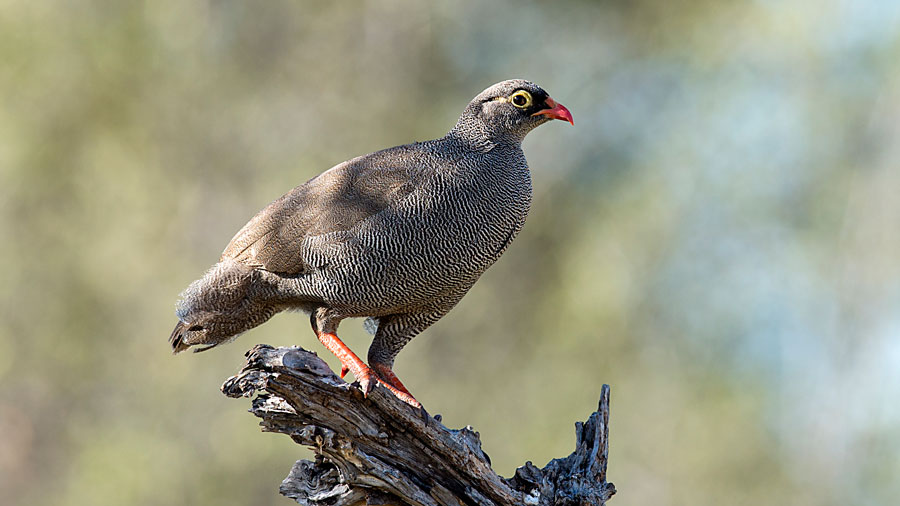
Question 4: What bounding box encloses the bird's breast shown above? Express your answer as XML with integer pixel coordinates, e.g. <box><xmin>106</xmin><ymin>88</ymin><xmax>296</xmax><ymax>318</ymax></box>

<box><xmin>296</xmin><ymin>151</ymin><xmax>533</xmax><ymax>311</ymax></box>
<box><xmin>419</xmin><ymin>159</ymin><xmax>532</xmax><ymax>271</ymax></box>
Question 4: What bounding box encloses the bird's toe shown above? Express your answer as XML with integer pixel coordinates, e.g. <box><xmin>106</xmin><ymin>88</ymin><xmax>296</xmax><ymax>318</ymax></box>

<box><xmin>371</xmin><ymin>366</ymin><xmax>422</xmax><ymax>409</ymax></box>
<box><xmin>354</xmin><ymin>367</ymin><xmax>377</xmax><ymax>397</ymax></box>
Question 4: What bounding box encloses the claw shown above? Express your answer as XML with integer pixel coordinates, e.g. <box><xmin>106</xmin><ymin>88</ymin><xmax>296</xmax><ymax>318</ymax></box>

<box><xmin>355</xmin><ymin>367</ymin><xmax>377</xmax><ymax>397</ymax></box>
<box><xmin>340</xmin><ymin>365</ymin><xmax>349</xmax><ymax>378</ymax></box>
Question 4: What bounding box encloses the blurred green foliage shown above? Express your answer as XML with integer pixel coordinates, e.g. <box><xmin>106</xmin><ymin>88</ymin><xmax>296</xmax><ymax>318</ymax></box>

<box><xmin>1</xmin><ymin>1</ymin><xmax>899</xmax><ymax>505</ymax></box>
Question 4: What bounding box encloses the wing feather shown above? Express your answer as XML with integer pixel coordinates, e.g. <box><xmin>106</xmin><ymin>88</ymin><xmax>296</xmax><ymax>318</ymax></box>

<box><xmin>221</xmin><ymin>145</ymin><xmax>428</xmax><ymax>275</ymax></box>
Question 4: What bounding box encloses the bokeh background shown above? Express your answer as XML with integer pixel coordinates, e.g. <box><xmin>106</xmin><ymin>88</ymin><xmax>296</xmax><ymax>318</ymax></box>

<box><xmin>2</xmin><ymin>1</ymin><xmax>899</xmax><ymax>505</ymax></box>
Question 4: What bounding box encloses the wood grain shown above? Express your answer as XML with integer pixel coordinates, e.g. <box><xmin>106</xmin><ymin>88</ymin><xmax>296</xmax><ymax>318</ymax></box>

<box><xmin>222</xmin><ymin>345</ymin><xmax>616</xmax><ymax>506</ymax></box>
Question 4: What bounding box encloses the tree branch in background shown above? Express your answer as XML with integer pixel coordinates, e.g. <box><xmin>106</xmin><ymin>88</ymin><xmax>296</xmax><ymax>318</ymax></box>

<box><xmin>222</xmin><ymin>345</ymin><xmax>616</xmax><ymax>506</ymax></box>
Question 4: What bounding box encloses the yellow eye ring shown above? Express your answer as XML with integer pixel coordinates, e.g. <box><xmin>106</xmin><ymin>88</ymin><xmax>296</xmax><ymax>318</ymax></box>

<box><xmin>510</xmin><ymin>90</ymin><xmax>533</xmax><ymax>109</ymax></box>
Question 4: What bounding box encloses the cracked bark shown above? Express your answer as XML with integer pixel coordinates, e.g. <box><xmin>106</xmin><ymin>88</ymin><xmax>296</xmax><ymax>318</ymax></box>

<box><xmin>221</xmin><ymin>344</ymin><xmax>616</xmax><ymax>506</ymax></box>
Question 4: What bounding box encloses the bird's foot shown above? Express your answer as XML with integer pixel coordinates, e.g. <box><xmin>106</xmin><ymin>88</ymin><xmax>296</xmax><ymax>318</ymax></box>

<box><xmin>316</xmin><ymin>331</ymin><xmax>375</xmax><ymax>395</ymax></box>
<box><xmin>315</xmin><ymin>331</ymin><xmax>422</xmax><ymax>409</ymax></box>
<box><xmin>352</xmin><ymin>365</ymin><xmax>377</xmax><ymax>397</ymax></box>
<box><xmin>371</xmin><ymin>362</ymin><xmax>422</xmax><ymax>409</ymax></box>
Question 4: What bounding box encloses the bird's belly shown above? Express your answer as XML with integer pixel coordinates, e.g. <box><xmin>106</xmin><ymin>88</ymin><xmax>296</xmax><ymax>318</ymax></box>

<box><xmin>300</xmin><ymin>187</ymin><xmax>528</xmax><ymax>314</ymax></box>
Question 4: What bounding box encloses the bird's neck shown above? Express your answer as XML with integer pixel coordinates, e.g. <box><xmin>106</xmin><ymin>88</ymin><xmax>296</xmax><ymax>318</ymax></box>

<box><xmin>447</xmin><ymin>109</ymin><xmax>524</xmax><ymax>152</ymax></box>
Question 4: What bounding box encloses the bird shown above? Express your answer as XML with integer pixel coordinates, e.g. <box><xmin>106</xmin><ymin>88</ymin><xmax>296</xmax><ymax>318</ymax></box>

<box><xmin>169</xmin><ymin>79</ymin><xmax>573</xmax><ymax>408</ymax></box>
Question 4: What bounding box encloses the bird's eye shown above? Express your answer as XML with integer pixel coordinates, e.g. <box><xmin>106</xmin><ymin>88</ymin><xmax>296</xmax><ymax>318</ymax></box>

<box><xmin>510</xmin><ymin>90</ymin><xmax>533</xmax><ymax>108</ymax></box>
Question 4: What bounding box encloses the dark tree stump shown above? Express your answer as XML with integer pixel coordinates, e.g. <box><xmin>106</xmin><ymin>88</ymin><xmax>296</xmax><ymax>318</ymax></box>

<box><xmin>222</xmin><ymin>345</ymin><xmax>616</xmax><ymax>506</ymax></box>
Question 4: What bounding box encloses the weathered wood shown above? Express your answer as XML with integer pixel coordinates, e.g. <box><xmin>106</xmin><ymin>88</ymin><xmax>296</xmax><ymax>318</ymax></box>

<box><xmin>222</xmin><ymin>345</ymin><xmax>616</xmax><ymax>506</ymax></box>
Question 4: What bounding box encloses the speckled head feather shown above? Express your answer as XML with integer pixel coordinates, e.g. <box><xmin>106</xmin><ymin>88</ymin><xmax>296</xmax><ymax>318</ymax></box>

<box><xmin>170</xmin><ymin>80</ymin><xmax>573</xmax><ymax>407</ymax></box>
<box><xmin>451</xmin><ymin>79</ymin><xmax>567</xmax><ymax>145</ymax></box>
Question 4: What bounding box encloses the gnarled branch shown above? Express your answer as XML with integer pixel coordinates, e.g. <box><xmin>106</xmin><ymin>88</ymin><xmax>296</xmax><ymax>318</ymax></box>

<box><xmin>222</xmin><ymin>345</ymin><xmax>616</xmax><ymax>506</ymax></box>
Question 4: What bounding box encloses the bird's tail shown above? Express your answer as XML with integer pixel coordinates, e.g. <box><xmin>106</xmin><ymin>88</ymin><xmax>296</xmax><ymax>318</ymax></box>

<box><xmin>169</xmin><ymin>259</ymin><xmax>278</xmax><ymax>353</ymax></box>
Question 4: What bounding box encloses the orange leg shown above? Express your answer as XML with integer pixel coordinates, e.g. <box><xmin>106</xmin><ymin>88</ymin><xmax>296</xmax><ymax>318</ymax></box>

<box><xmin>317</xmin><ymin>332</ymin><xmax>422</xmax><ymax>408</ymax></box>
<box><xmin>371</xmin><ymin>362</ymin><xmax>421</xmax><ymax>409</ymax></box>
<box><xmin>316</xmin><ymin>331</ymin><xmax>376</xmax><ymax>395</ymax></box>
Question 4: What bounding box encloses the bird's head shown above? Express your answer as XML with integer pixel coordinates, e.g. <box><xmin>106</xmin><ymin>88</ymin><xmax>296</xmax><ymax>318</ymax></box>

<box><xmin>452</xmin><ymin>79</ymin><xmax>573</xmax><ymax>145</ymax></box>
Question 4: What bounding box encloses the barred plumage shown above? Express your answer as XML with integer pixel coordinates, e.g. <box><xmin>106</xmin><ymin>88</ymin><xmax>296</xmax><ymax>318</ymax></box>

<box><xmin>169</xmin><ymin>79</ymin><xmax>573</xmax><ymax>407</ymax></box>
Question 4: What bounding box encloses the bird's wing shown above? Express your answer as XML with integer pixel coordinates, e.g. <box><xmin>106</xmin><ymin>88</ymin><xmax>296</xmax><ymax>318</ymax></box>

<box><xmin>221</xmin><ymin>146</ymin><xmax>428</xmax><ymax>275</ymax></box>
